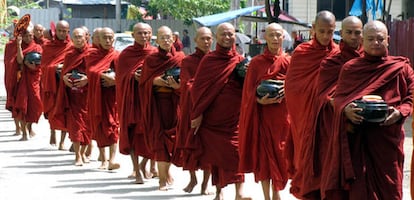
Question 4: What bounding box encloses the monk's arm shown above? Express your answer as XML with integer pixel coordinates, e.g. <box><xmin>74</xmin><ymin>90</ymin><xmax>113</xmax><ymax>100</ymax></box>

<box><xmin>16</xmin><ymin>36</ymin><xmax>24</xmax><ymax>65</ymax></box>
<box><xmin>397</xmin><ymin>64</ymin><xmax>414</xmax><ymax>118</ymax></box>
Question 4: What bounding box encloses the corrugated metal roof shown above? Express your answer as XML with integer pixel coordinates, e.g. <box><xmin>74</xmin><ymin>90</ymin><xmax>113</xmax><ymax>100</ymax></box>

<box><xmin>62</xmin><ymin>0</ymin><xmax>130</xmax><ymax>5</ymax></box>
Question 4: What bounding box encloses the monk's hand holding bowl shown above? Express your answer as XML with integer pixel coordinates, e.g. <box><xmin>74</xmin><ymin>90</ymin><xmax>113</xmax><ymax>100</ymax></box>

<box><xmin>62</xmin><ymin>73</ymin><xmax>73</xmax><ymax>87</ymax></box>
<box><xmin>191</xmin><ymin>114</ymin><xmax>203</xmax><ymax>135</ymax></box>
<box><xmin>153</xmin><ymin>75</ymin><xmax>169</xmax><ymax>87</ymax></box>
<box><xmin>101</xmin><ymin>71</ymin><xmax>116</xmax><ymax>87</ymax></box>
<box><xmin>73</xmin><ymin>74</ymin><xmax>88</xmax><ymax>88</ymax></box>
<box><xmin>134</xmin><ymin>68</ymin><xmax>142</xmax><ymax>82</ymax></box>
<box><xmin>344</xmin><ymin>102</ymin><xmax>364</xmax><ymax>124</ymax></box>
<box><xmin>24</xmin><ymin>60</ymin><xmax>37</xmax><ymax>71</ymax></box>
<box><xmin>166</xmin><ymin>76</ymin><xmax>180</xmax><ymax>89</ymax></box>
<box><xmin>380</xmin><ymin>106</ymin><xmax>402</xmax><ymax>126</ymax></box>
<box><xmin>257</xmin><ymin>94</ymin><xmax>279</xmax><ymax>105</ymax></box>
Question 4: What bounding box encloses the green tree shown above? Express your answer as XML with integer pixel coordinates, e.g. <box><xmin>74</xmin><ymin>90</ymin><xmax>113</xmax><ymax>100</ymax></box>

<box><xmin>148</xmin><ymin>0</ymin><xmax>230</xmax><ymax>25</ymax></box>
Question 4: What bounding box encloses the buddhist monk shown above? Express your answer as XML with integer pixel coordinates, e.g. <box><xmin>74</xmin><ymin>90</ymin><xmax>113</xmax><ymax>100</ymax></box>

<box><xmin>54</xmin><ymin>28</ymin><xmax>90</xmax><ymax>166</ymax></box>
<box><xmin>4</xmin><ymin>38</ymin><xmax>21</xmax><ymax>136</ymax></box>
<box><xmin>85</xmin><ymin>27</ymin><xmax>120</xmax><ymax>170</ymax></box>
<box><xmin>33</xmin><ymin>24</ymin><xmax>47</xmax><ymax>46</ymax></box>
<box><xmin>13</xmin><ymin>25</ymin><xmax>43</xmax><ymax>141</ymax></box>
<box><xmin>173</xmin><ymin>26</ymin><xmax>213</xmax><ymax>194</ymax></box>
<box><xmin>190</xmin><ymin>22</ymin><xmax>250</xmax><ymax>200</ymax></box>
<box><xmin>284</xmin><ymin>10</ymin><xmax>339</xmax><ymax>199</ymax></box>
<box><xmin>116</xmin><ymin>22</ymin><xmax>156</xmax><ymax>184</ymax></box>
<box><xmin>139</xmin><ymin>25</ymin><xmax>185</xmax><ymax>190</ymax></box>
<box><xmin>40</xmin><ymin>20</ymin><xmax>72</xmax><ymax>150</ymax></box>
<box><xmin>324</xmin><ymin>20</ymin><xmax>414</xmax><ymax>200</ymax></box>
<box><xmin>91</xmin><ymin>27</ymin><xmax>102</xmax><ymax>48</ymax></box>
<box><xmin>317</xmin><ymin>16</ymin><xmax>363</xmax><ymax>199</ymax></box>
<box><xmin>238</xmin><ymin>23</ymin><xmax>290</xmax><ymax>200</ymax></box>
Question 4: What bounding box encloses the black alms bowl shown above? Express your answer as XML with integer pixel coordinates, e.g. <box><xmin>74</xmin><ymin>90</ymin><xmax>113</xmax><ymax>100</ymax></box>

<box><xmin>256</xmin><ymin>79</ymin><xmax>284</xmax><ymax>98</ymax></box>
<box><xmin>24</xmin><ymin>51</ymin><xmax>41</xmax><ymax>65</ymax></box>
<box><xmin>163</xmin><ymin>66</ymin><xmax>180</xmax><ymax>83</ymax></box>
<box><xmin>234</xmin><ymin>56</ymin><xmax>251</xmax><ymax>78</ymax></box>
<box><xmin>354</xmin><ymin>99</ymin><xmax>389</xmax><ymax>123</ymax></box>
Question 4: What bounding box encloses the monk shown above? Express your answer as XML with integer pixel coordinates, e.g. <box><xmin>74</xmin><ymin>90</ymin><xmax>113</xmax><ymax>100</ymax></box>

<box><xmin>13</xmin><ymin>25</ymin><xmax>43</xmax><ymax>141</ymax></box>
<box><xmin>40</xmin><ymin>20</ymin><xmax>72</xmax><ymax>150</ymax></box>
<box><xmin>317</xmin><ymin>16</ymin><xmax>363</xmax><ymax>199</ymax></box>
<box><xmin>4</xmin><ymin>38</ymin><xmax>21</xmax><ymax>136</ymax></box>
<box><xmin>324</xmin><ymin>20</ymin><xmax>414</xmax><ymax>200</ymax></box>
<box><xmin>116</xmin><ymin>22</ymin><xmax>156</xmax><ymax>184</ymax></box>
<box><xmin>54</xmin><ymin>28</ymin><xmax>91</xmax><ymax>166</ymax></box>
<box><xmin>238</xmin><ymin>23</ymin><xmax>290</xmax><ymax>200</ymax></box>
<box><xmin>173</xmin><ymin>26</ymin><xmax>213</xmax><ymax>194</ymax></box>
<box><xmin>190</xmin><ymin>22</ymin><xmax>250</xmax><ymax>200</ymax></box>
<box><xmin>139</xmin><ymin>26</ymin><xmax>185</xmax><ymax>190</ymax></box>
<box><xmin>284</xmin><ymin>10</ymin><xmax>339</xmax><ymax>199</ymax></box>
<box><xmin>91</xmin><ymin>27</ymin><xmax>102</xmax><ymax>48</ymax></box>
<box><xmin>33</xmin><ymin>24</ymin><xmax>47</xmax><ymax>46</ymax></box>
<box><xmin>85</xmin><ymin>27</ymin><xmax>120</xmax><ymax>170</ymax></box>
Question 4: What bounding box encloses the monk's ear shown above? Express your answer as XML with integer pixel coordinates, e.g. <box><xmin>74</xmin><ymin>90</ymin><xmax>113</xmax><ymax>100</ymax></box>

<box><xmin>339</xmin><ymin>29</ymin><xmax>343</xmax><ymax>37</ymax></box>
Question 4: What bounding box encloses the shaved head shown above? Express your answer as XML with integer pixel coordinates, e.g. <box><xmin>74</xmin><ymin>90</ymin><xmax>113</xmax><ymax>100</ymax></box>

<box><xmin>156</xmin><ymin>26</ymin><xmax>174</xmax><ymax>51</ymax></box>
<box><xmin>99</xmin><ymin>27</ymin><xmax>115</xmax><ymax>50</ymax></box>
<box><xmin>56</xmin><ymin>20</ymin><xmax>70</xmax><ymax>40</ymax></box>
<box><xmin>132</xmin><ymin>22</ymin><xmax>152</xmax><ymax>46</ymax></box>
<box><xmin>312</xmin><ymin>10</ymin><xmax>336</xmax><ymax>46</ymax></box>
<box><xmin>265</xmin><ymin>22</ymin><xmax>284</xmax><ymax>33</ymax></box>
<box><xmin>340</xmin><ymin>16</ymin><xmax>363</xmax><ymax>49</ymax></box>
<box><xmin>194</xmin><ymin>27</ymin><xmax>213</xmax><ymax>53</ymax></box>
<box><xmin>216</xmin><ymin>22</ymin><xmax>236</xmax><ymax>48</ymax></box>
<box><xmin>264</xmin><ymin>23</ymin><xmax>285</xmax><ymax>54</ymax></box>
<box><xmin>363</xmin><ymin>20</ymin><xmax>389</xmax><ymax>56</ymax></box>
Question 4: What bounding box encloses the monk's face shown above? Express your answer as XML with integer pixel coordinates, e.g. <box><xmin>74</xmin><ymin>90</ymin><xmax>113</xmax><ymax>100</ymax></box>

<box><xmin>363</xmin><ymin>27</ymin><xmax>389</xmax><ymax>57</ymax></box>
<box><xmin>264</xmin><ymin>27</ymin><xmax>284</xmax><ymax>54</ymax></box>
<box><xmin>72</xmin><ymin>29</ymin><xmax>86</xmax><ymax>49</ymax></box>
<box><xmin>313</xmin><ymin>20</ymin><xmax>335</xmax><ymax>46</ymax></box>
<box><xmin>22</xmin><ymin>31</ymin><xmax>34</xmax><ymax>44</ymax></box>
<box><xmin>341</xmin><ymin>22</ymin><xmax>363</xmax><ymax>49</ymax></box>
<box><xmin>195</xmin><ymin>29</ymin><xmax>213</xmax><ymax>53</ymax></box>
<box><xmin>157</xmin><ymin>28</ymin><xmax>174</xmax><ymax>51</ymax></box>
<box><xmin>56</xmin><ymin>23</ymin><xmax>70</xmax><ymax>41</ymax></box>
<box><xmin>132</xmin><ymin>25</ymin><xmax>152</xmax><ymax>46</ymax></box>
<box><xmin>216</xmin><ymin>24</ymin><xmax>236</xmax><ymax>48</ymax></box>
<box><xmin>33</xmin><ymin>25</ymin><xmax>44</xmax><ymax>39</ymax></box>
<box><xmin>99</xmin><ymin>29</ymin><xmax>114</xmax><ymax>50</ymax></box>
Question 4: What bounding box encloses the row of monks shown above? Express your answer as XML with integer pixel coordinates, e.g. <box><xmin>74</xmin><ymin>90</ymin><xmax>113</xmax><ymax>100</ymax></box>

<box><xmin>3</xmin><ymin>9</ymin><xmax>414</xmax><ymax>200</ymax></box>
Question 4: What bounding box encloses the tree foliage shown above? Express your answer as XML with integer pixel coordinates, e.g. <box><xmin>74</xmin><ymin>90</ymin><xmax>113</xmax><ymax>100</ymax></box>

<box><xmin>148</xmin><ymin>0</ymin><xmax>230</xmax><ymax>25</ymax></box>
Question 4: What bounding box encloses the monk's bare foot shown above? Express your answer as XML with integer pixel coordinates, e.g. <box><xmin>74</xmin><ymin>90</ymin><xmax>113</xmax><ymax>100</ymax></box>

<box><xmin>49</xmin><ymin>134</ymin><xmax>56</xmax><ymax>146</ymax></box>
<box><xmin>150</xmin><ymin>169</ymin><xmax>158</xmax><ymax>178</ymax></box>
<box><xmin>235</xmin><ymin>196</ymin><xmax>252</xmax><ymax>200</ymax></box>
<box><xmin>98</xmin><ymin>161</ymin><xmax>109</xmax><ymax>170</ymax></box>
<box><xmin>167</xmin><ymin>176</ymin><xmax>174</xmax><ymax>185</ymax></box>
<box><xmin>58</xmin><ymin>143</ymin><xmax>67</xmax><ymax>151</ymax></box>
<box><xmin>74</xmin><ymin>159</ymin><xmax>83</xmax><ymax>166</ymax></box>
<box><xmin>158</xmin><ymin>181</ymin><xmax>168</xmax><ymax>191</ymax></box>
<box><xmin>108</xmin><ymin>162</ymin><xmax>120</xmax><ymax>170</ymax></box>
<box><xmin>128</xmin><ymin>171</ymin><xmax>137</xmax><ymax>179</ymax></box>
<box><xmin>201</xmin><ymin>182</ymin><xmax>214</xmax><ymax>195</ymax></box>
<box><xmin>13</xmin><ymin>129</ymin><xmax>21</xmax><ymax>136</ymax></box>
<box><xmin>82</xmin><ymin>155</ymin><xmax>90</xmax><ymax>164</ymax></box>
<box><xmin>213</xmin><ymin>192</ymin><xmax>224</xmax><ymax>200</ymax></box>
<box><xmin>139</xmin><ymin>164</ymin><xmax>152</xmax><ymax>179</ymax></box>
<box><xmin>29</xmin><ymin>131</ymin><xmax>36</xmax><ymax>138</ymax></box>
<box><xmin>135</xmin><ymin>173</ymin><xmax>144</xmax><ymax>184</ymax></box>
<box><xmin>19</xmin><ymin>136</ymin><xmax>28</xmax><ymax>141</ymax></box>
<box><xmin>183</xmin><ymin>179</ymin><xmax>197</xmax><ymax>193</ymax></box>
<box><xmin>69</xmin><ymin>144</ymin><xmax>75</xmax><ymax>152</ymax></box>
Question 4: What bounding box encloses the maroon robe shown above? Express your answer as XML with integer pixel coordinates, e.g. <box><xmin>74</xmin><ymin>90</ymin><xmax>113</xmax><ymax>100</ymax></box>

<box><xmin>238</xmin><ymin>48</ymin><xmax>290</xmax><ymax>191</ymax></box>
<box><xmin>317</xmin><ymin>41</ymin><xmax>363</xmax><ymax>198</ymax></box>
<box><xmin>40</xmin><ymin>35</ymin><xmax>72</xmax><ymax>130</ymax></box>
<box><xmin>4</xmin><ymin>40</ymin><xmax>19</xmax><ymax>113</ymax></box>
<box><xmin>323</xmin><ymin>52</ymin><xmax>414</xmax><ymax>200</ymax></box>
<box><xmin>284</xmin><ymin>38</ymin><xmax>339</xmax><ymax>198</ymax></box>
<box><xmin>54</xmin><ymin>44</ymin><xmax>91</xmax><ymax>145</ymax></box>
<box><xmin>13</xmin><ymin>41</ymin><xmax>43</xmax><ymax>123</ymax></box>
<box><xmin>139</xmin><ymin>47</ymin><xmax>185</xmax><ymax>162</ymax></box>
<box><xmin>172</xmin><ymin>48</ymin><xmax>208</xmax><ymax>168</ymax></box>
<box><xmin>116</xmin><ymin>42</ymin><xmax>155</xmax><ymax>157</ymax></box>
<box><xmin>190</xmin><ymin>44</ymin><xmax>244</xmax><ymax>188</ymax></box>
<box><xmin>86</xmin><ymin>47</ymin><xmax>119</xmax><ymax>147</ymax></box>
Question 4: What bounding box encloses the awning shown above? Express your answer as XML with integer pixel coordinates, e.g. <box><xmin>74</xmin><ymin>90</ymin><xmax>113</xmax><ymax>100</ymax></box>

<box><xmin>192</xmin><ymin>5</ymin><xmax>265</xmax><ymax>27</ymax></box>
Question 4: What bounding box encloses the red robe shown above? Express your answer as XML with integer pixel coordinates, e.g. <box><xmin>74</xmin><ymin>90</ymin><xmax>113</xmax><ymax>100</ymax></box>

<box><xmin>284</xmin><ymin>38</ymin><xmax>339</xmax><ymax>198</ymax></box>
<box><xmin>116</xmin><ymin>42</ymin><xmax>155</xmax><ymax>157</ymax></box>
<box><xmin>13</xmin><ymin>41</ymin><xmax>43</xmax><ymax>123</ymax></box>
<box><xmin>86</xmin><ymin>47</ymin><xmax>119</xmax><ymax>148</ymax></box>
<box><xmin>173</xmin><ymin>48</ymin><xmax>208</xmax><ymax>168</ymax></box>
<box><xmin>238</xmin><ymin>48</ymin><xmax>290</xmax><ymax>191</ymax></box>
<box><xmin>4</xmin><ymin>40</ymin><xmax>18</xmax><ymax>113</ymax></box>
<box><xmin>34</xmin><ymin>37</ymin><xmax>47</xmax><ymax>46</ymax></box>
<box><xmin>54</xmin><ymin>44</ymin><xmax>91</xmax><ymax>145</ymax></box>
<box><xmin>317</xmin><ymin>41</ymin><xmax>363</xmax><ymax>198</ymax></box>
<box><xmin>40</xmin><ymin>35</ymin><xmax>72</xmax><ymax>130</ymax></box>
<box><xmin>324</xmin><ymin>52</ymin><xmax>414</xmax><ymax>200</ymax></box>
<box><xmin>139</xmin><ymin>47</ymin><xmax>185</xmax><ymax>162</ymax></box>
<box><xmin>190</xmin><ymin>44</ymin><xmax>244</xmax><ymax>188</ymax></box>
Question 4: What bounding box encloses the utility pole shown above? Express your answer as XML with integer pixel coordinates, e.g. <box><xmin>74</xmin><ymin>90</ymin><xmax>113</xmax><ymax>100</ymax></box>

<box><xmin>115</xmin><ymin>0</ymin><xmax>121</xmax><ymax>32</ymax></box>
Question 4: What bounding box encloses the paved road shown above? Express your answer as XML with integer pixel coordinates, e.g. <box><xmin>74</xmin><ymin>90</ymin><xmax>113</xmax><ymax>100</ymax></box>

<box><xmin>0</xmin><ymin>56</ymin><xmax>412</xmax><ymax>200</ymax></box>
